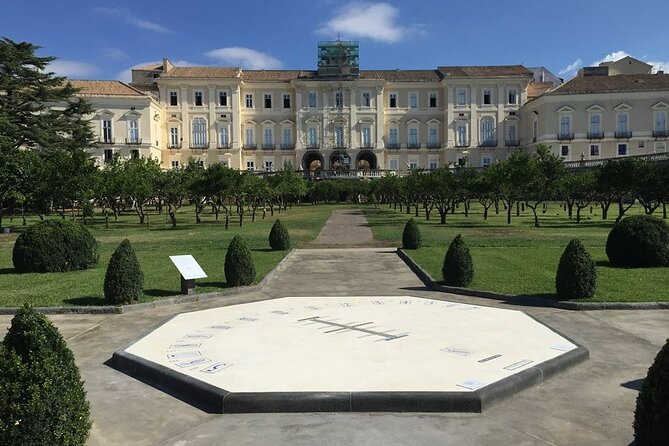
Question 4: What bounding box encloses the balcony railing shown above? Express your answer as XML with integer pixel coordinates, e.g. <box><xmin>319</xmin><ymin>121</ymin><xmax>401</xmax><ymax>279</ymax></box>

<box><xmin>190</xmin><ymin>143</ymin><xmax>209</xmax><ymax>150</ymax></box>
<box><xmin>281</xmin><ymin>144</ymin><xmax>295</xmax><ymax>150</ymax></box>
<box><xmin>333</xmin><ymin>146</ymin><xmax>348</xmax><ymax>150</ymax></box>
<box><xmin>587</xmin><ymin>132</ymin><xmax>604</xmax><ymax>140</ymax></box>
<box><xmin>387</xmin><ymin>143</ymin><xmax>400</xmax><ymax>149</ymax></box>
<box><xmin>125</xmin><ymin>137</ymin><xmax>142</xmax><ymax>145</ymax></box>
<box><xmin>557</xmin><ymin>132</ymin><xmax>574</xmax><ymax>141</ymax></box>
<box><xmin>505</xmin><ymin>139</ymin><xmax>520</xmax><ymax>147</ymax></box>
<box><xmin>100</xmin><ymin>138</ymin><xmax>115</xmax><ymax>144</ymax></box>
<box><xmin>615</xmin><ymin>131</ymin><xmax>632</xmax><ymax>139</ymax></box>
<box><xmin>653</xmin><ymin>130</ymin><xmax>669</xmax><ymax>138</ymax></box>
<box><xmin>243</xmin><ymin>144</ymin><xmax>257</xmax><ymax>150</ymax></box>
<box><xmin>427</xmin><ymin>142</ymin><xmax>441</xmax><ymax>149</ymax></box>
<box><xmin>478</xmin><ymin>140</ymin><xmax>497</xmax><ymax>147</ymax></box>
<box><xmin>168</xmin><ymin>143</ymin><xmax>182</xmax><ymax>149</ymax></box>
<box><xmin>217</xmin><ymin>144</ymin><xmax>230</xmax><ymax>150</ymax></box>
<box><xmin>262</xmin><ymin>144</ymin><xmax>275</xmax><ymax>150</ymax></box>
<box><xmin>360</xmin><ymin>142</ymin><xmax>373</xmax><ymax>149</ymax></box>
<box><xmin>306</xmin><ymin>144</ymin><xmax>320</xmax><ymax>150</ymax></box>
<box><xmin>455</xmin><ymin>142</ymin><xmax>469</xmax><ymax>148</ymax></box>
<box><xmin>407</xmin><ymin>143</ymin><xmax>420</xmax><ymax>149</ymax></box>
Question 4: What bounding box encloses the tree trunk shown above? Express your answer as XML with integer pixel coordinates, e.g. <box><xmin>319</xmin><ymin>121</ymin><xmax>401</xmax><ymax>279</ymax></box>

<box><xmin>169</xmin><ymin>211</ymin><xmax>177</xmax><ymax>228</ymax></box>
<box><xmin>516</xmin><ymin>201</ymin><xmax>520</xmax><ymax>217</ymax></box>
<box><xmin>438</xmin><ymin>208</ymin><xmax>447</xmax><ymax>224</ymax></box>
<box><xmin>664</xmin><ymin>203</ymin><xmax>667</xmax><ymax>219</ymax></box>
<box><xmin>507</xmin><ymin>200</ymin><xmax>513</xmax><ymax>225</ymax></box>
<box><xmin>527</xmin><ymin>203</ymin><xmax>540</xmax><ymax>228</ymax></box>
<box><xmin>576</xmin><ymin>206</ymin><xmax>582</xmax><ymax>224</ymax></box>
<box><xmin>483</xmin><ymin>205</ymin><xmax>489</xmax><ymax>221</ymax></box>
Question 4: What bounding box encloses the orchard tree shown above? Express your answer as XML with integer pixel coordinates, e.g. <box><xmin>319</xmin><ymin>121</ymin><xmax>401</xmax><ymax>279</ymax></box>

<box><xmin>525</xmin><ymin>145</ymin><xmax>566</xmax><ymax>227</ymax></box>
<box><xmin>160</xmin><ymin>168</ymin><xmax>187</xmax><ymax>228</ymax></box>
<box><xmin>121</xmin><ymin>157</ymin><xmax>161</xmax><ymax>224</ymax></box>
<box><xmin>561</xmin><ymin>172</ymin><xmax>596</xmax><ymax>224</ymax></box>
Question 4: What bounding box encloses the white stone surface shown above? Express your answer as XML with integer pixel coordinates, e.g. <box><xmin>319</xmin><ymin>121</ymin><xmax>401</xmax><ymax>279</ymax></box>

<box><xmin>125</xmin><ymin>296</ymin><xmax>577</xmax><ymax>393</ymax></box>
<box><xmin>169</xmin><ymin>255</ymin><xmax>207</xmax><ymax>280</ymax></box>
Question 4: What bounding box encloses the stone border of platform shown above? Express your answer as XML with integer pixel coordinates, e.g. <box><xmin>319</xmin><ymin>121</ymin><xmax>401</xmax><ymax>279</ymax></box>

<box><xmin>396</xmin><ymin>248</ymin><xmax>669</xmax><ymax>311</ymax></box>
<box><xmin>0</xmin><ymin>250</ymin><xmax>296</xmax><ymax>316</ymax></box>
<box><xmin>109</xmin><ymin>314</ymin><xmax>588</xmax><ymax>414</ymax></box>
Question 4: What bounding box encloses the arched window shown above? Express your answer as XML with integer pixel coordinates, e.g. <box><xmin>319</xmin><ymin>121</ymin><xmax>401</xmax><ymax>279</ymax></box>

<box><xmin>192</xmin><ymin>118</ymin><xmax>207</xmax><ymax>148</ymax></box>
<box><xmin>480</xmin><ymin>117</ymin><xmax>495</xmax><ymax>145</ymax></box>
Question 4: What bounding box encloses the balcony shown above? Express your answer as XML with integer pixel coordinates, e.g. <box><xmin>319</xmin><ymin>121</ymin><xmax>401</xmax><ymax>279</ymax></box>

<box><xmin>333</xmin><ymin>145</ymin><xmax>348</xmax><ymax>150</ymax></box>
<box><xmin>386</xmin><ymin>143</ymin><xmax>400</xmax><ymax>149</ymax></box>
<box><xmin>190</xmin><ymin>143</ymin><xmax>209</xmax><ymax>150</ymax></box>
<box><xmin>557</xmin><ymin>132</ymin><xmax>574</xmax><ymax>141</ymax></box>
<box><xmin>280</xmin><ymin>144</ymin><xmax>295</xmax><ymax>150</ymax></box>
<box><xmin>653</xmin><ymin>130</ymin><xmax>669</xmax><ymax>138</ymax></box>
<box><xmin>615</xmin><ymin>131</ymin><xmax>632</xmax><ymax>139</ymax></box>
<box><xmin>407</xmin><ymin>143</ymin><xmax>420</xmax><ymax>149</ymax></box>
<box><xmin>306</xmin><ymin>144</ymin><xmax>320</xmax><ymax>150</ymax></box>
<box><xmin>360</xmin><ymin>142</ymin><xmax>373</xmax><ymax>149</ymax></box>
<box><xmin>455</xmin><ymin>142</ymin><xmax>469</xmax><ymax>148</ymax></box>
<box><xmin>125</xmin><ymin>137</ymin><xmax>142</xmax><ymax>145</ymax></box>
<box><xmin>427</xmin><ymin>142</ymin><xmax>441</xmax><ymax>149</ymax></box>
<box><xmin>100</xmin><ymin>138</ymin><xmax>115</xmax><ymax>144</ymax></box>
<box><xmin>243</xmin><ymin>144</ymin><xmax>257</xmax><ymax>150</ymax></box>
<box><xmin>505</xmin><ymin>139</ymin><xmax>520</xmax><ymax>147</ymax></box>
<box><xmin>168</xmin><ymin>143</ymin><xmax>182</xmax><ymax>149</ymax></box>
<box><xmin>217</xmin><ymin>144</ymin><xmax>230</xmax><ymax>150</ymax></box>
<box><xmin>479</xmin><ymin>140</ymin><xmax>497</xmax><ymax>147</ymax></box>
<box><xmin>262</xmin><ymin>144</ymin><xmax>275</xmax><ymax>150</ymax></box>
<box><xmin>587</xmin><ymin>132</ymin><xmax>604</xmax><ymax>140</ymax></box>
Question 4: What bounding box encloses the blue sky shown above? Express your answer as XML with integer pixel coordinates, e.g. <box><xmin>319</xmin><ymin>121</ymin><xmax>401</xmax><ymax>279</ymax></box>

<box><xmin>2</xmin><ymin>0</ymin><xmax>668</xmax><ymax>81</ymax></box>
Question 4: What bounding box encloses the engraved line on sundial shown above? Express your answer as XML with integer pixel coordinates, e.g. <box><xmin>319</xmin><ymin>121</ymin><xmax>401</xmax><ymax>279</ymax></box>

<box><xmin>298</xmin><ymin>316</ymin><xmax>408</xmax><ymax>341</ymax></box>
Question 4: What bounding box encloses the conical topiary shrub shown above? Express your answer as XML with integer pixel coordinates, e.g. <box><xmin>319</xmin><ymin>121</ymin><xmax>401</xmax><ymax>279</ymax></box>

<box><xmin>225</xmin><ymin>235</ymin><xmax>256</xmax><ymax>287</ymax></box>
<box><xmin>634</xmin><ymin>338</ymin><xmax>669</xmax><ymax>445</ymax></box>
<box><xmin>104</xmin><ymin>239</ymin><xmax>144</xmax><ymax>305</ymax></box>
<box><xmin>402</xmin><ymin>218</ymin><xmax>422</xmax><ymax>249</ymax></box>
<box><xmin>0</xmin><ymin>305</ymin><xmax>91</xmax><ymax>445</ymax></box>
<box><xmin>269</xmin><ymin>219</ymin><xmax>291</xmax><ymax>251</ymax></box>
<box><xmin>442</xmin><ymin>234</ymin><xmax>474</xmax><ymax>287</ymax></box>
<box><xmin>555</xmin><ymin>238</ymin><xmax>597</xmax><ymax>300</ymax></box>
<box><xmin>606</xmin><ymin>215</ymin><xmax>669</xmax><ymax>268</ymax></box>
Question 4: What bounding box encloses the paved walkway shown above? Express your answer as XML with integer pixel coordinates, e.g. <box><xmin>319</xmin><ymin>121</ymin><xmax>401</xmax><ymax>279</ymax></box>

<box><xmin>1</xmin><ymin>208</ymin><xmax>668</xmax><ymax>445</ymax></box>
<box><xmin>312</xmin><ymin>208</ymin><xmax>377</xmax><ymax>247</ymax></box>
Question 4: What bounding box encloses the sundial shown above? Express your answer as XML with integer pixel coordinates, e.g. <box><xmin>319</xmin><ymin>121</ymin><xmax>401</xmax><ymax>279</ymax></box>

<box><xmin>112</xmin><ymin>296</ymin><xmax>587</xmax><ymax>413</ymax></box>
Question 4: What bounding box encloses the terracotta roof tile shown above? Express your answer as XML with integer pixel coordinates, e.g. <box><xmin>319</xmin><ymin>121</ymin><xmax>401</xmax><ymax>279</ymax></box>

<box><xmin>69</xmin><ymin>80</ymin><xmax>146</xmax><ymax>97</ymax></box>
<box><xmin>527</xmin><ymin>82</ymin><xmax>554</xmax><ymax>100</ymax></box>
<box><xmin>437</xmin><ymin>65</ymin><xmax>532</xmax><ymax>78</ymax></box>
<box><xmin>240</xmin><ymin>70</ymin><xmax>308</xmax><ymax>81</ymax></box>
<box><xmin>161</xmin><ymin>67</ymin><xmax>241</xmax><ymax>78</ymax></box>
<box><xmin>547</xmin><ymin>74</ymin><xmax>669</xmax><ymax>95</ymax></box>
<box><xmin>359</xmin><ymin>70</ymin><xmax>442</xmax><ymax>82</ymax></box>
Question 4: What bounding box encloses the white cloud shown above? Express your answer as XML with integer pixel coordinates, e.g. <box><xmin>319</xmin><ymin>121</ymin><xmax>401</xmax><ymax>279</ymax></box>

<box><xmin>593</xmin><ymin>50</ymin><xmax>669</xmax><ymax>73</ymax></box>
<box><xmin>316</xmin><ymin>2</ymin><xmax>423</xmax><ymax>43</ymax></box>
<box><xmin>116</xmin><ymin>60</ymin><xmax>197</xmax><ymax>83</ymax></box>
<box><xmin>558</xmin><ymin>58</ymin><xmax>583</xmax><ymax>77</ymax></box>
<box><xmin>593</xmin><ymin>50</ymin><xmax>631</xmax><ymax>66</ymax></box>
<box><xmin>205</xmin><ymin>47</ymin><xmax>283</xmax><ymax>69</ymax></box>
<box><xmin>102</xmin><ymin>48</ymin><xmax>127</xmax><ymax>60</ymax></box>
<box><xmin>94</xmin><ymin>7</ymin><xmax>169</xmax><ymax>33</ymax></box>
<box><xmin>47</xmin><ymin>60</ymin><xmax>98</xmax><ymax>78</ymax></box>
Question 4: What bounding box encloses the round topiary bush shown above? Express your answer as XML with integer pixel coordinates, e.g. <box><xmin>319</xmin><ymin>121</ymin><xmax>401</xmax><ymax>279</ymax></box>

<box><xmin>555</xmin><ymin>238</ymin><xmax>597</xmax><ymax>300</ymax></box>
<box><xmin>442</xmin><ymin>234</ymin><xmax>474</xmax><ymax>287</ymax></box>
<box><xmin>269</xmin><ymin>219</ymin><xmax>291</xmax><ymax>251</ymax></box>
<box><xmin>0</xmin><ymin>305</ymin><xmax>91</xmax><ymax>445</ymax></box>
<box><xmin>634</xmin><ymin>338</ymin><xmax>669</xmax><ymax>445</ymax></box>
<box><xmin>104</xmin><ymin>239</ymin><xmax>144</xmax><ymax>305</ymax></box>
<box><xmin>402</xmin><ymin>218</ymin><xmax>422</xmax><ymax>250</ymax></box>
<box><xmin>224</xmin><ymin>235</ymin><xmax>256</xmax><ymax>287</ymax></box>
<box><xmin>12</xmin><ymin>220</ymin><xmax>98</xmax><ymax>273</ymax></box>
<box><xmin>606</xmin><ymin>215</ymin><xmax>669</xmax><ymax>268</ymax></box>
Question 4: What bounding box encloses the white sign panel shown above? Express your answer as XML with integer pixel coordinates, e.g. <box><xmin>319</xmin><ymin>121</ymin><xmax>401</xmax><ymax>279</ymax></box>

<box><xmin>169</xmin><ymin>255</ymin><xmax>208</xmax><ymax>280</ymax></box>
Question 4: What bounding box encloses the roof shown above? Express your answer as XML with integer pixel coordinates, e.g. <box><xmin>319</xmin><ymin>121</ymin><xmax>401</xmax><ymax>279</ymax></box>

<box><xmin>161</xmin><ymin>66</ymin><xmax>241</xmax><ymax>79</ymax></box>
<box><xmin>241</xmin><ymin>70</ymin><xmax>311</xmax><ymax>81</ymax></box>
<box><xmin>437</xmin><ymin>65</ymin><xmax>532</xmax><ymax>78</ymax></box>
<box><xmin>69</xmin><ymin>80</ymin><xmax>147</xmax><ymax>97</ymax></box>
<box><xmin>547</xmin><ymin>74</ymin><xmax>669</xmax><ymax>95</ymax></box>
<box><xmin>360</xmin><ymin>70</ymin><xmax>441</xmax><ymax>82</ymax></box>
<box><xmin>527</xmin><ymin>82</ymin><xmax>554</xmax><ymax>100</ymax></box>
<box><xmin>133</xmin><ymin>63</ymin><xmax>162</xmax><ymax>71</ymax></box>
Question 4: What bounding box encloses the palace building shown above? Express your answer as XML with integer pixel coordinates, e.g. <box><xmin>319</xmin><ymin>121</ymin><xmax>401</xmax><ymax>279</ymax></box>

<box><xmin>73</xmin><ymin>42</ymin><xmax>669</xmax><ymax>172</ymax></box>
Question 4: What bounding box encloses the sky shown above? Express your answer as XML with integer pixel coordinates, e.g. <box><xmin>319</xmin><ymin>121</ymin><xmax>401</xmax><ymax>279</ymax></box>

<box><xmin>2</xmin><ymin>0</ymin><xmax>668</xmax><ymax>82</ymax></box>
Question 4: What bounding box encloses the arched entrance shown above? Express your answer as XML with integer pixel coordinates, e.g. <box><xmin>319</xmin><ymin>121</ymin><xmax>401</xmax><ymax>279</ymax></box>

<box><xmin>356</xmin><ymin>151</ymin><xmax>377</xmax><ymax>170</ymax></box>
<box><xmin>303</xmin><ymin>152</ymin><xmax>323</xmax><ymax>171</ymax></box>
<box><xmin>329</xmin><ymin>151</ymin><xmax>351</xmax><ymax>170</ymax></box>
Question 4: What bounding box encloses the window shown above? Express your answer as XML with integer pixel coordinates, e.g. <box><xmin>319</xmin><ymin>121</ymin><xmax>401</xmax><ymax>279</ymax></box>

<box><xmin>307</xmin><ymin>127</ymin><xmax>318</xmax><ymax>147</ymax></box>
<box><xmin>483</xmin><ymin>89</ymin><xmax>492</xmax><ymax>105</ymax></box>
<box><xmin>507</xmin><ymin>123</ymin><xmax>517</xmax><ymax>144</ymax></box>
<box><xmin>409</xmin><ymin>159</ymin><xmax>418</xmax><ymax>169</ymax></box>
<box><xmin>245</xmin><ymin>94</ymin><xmax>254</xmax><ymax>108</ymax></box>
<box><xmin>264</xmin><ymin>94</ymin><xmax>272</xmax><ymax>109</ymax></box>
<box><xmin>389</xmin><ymin>159</ymin><xmax>398</xmax><ymax>170</ymax></box>
<box><xmin>388</xmin><ymin>128</ymin><xmax>399</xmax><ymax>147</ymax></box>
<box><xmin>169</xmin><ymin>127</ymin><xmax>179</xmax><ymax>147</ymax></box>
<box><xmin>283</xmin><ymin>94</ymin><xmax>290</xmax><ymax>109</ymax></box>
<box><xmin>408</xmin><ymin>92</ymin><xmax>418</xmax><ymax>109</ymax></box>
<box><xmin>130</xmin><ymin>149</ymin><xmax>139</xmax><ymax>159</ymax></box>
<box><xmin>389</xmin><ymin>93</ymin><xmax>397</xmax><ymax>108</ymax></box>
<box><xmin>561</xmin><ymin>145</ymin><xmax>570</xmax><ymax>158</ymax></box>
<box><xmin>246</xmin><ymin>161</ymin><xmax>255</xmax><ymax>171</ymax></box>
<box><xmin>282</xmin><ymin>128</ymin><xmax>292</xmax><ymax>147</ymax></box>
<box><xmin>429</xmin><ymin>92</ymin><xmax>437</xmax><ymax>108</ymax></box>
<box><xmin>191</xmin><ymin>118</ymin><xmax>207</xmax><ymax>148</ymax></box>
<box><xmin>263</xmin><ymin>128</ymin><xmax>273</xmax><ymax>148</ymax></box>
<box><xmin>245</xmin><ymin>128</ymin><xmax>255</xmax><ymax>147</ymax></box>
<box><xmin>428</xmin><ymin>128</ymin><xmax>438</xmax><ymax>146</ymax></box>
<box><xmin>335</xmin><ymin>91</ymin><xmax>343</xmax><ymax>108</ymax></box>
<box><xmin>102</xmin><ymin>119</ymin><xmax>113</xmax><ymax>142</ymax></box>
<box><xmin>362</xmin><ymin>91</ymin><xmax>371</xmax><ymax>107</ymax></box>
<box><xmin>656</xmin><ymin>111</ymin><xmax>667</xmax><ymax>131</ymax></box>
<box><xmin>171</xmin><ymin>160</ymin><xmax>179</xmax><ymax>169</ymax></box>
<box><xmin>456</xmin><ymin>89</ymin><xmax>467</xmax><ymax>106</ymax></box>
<box><xmin>219</xmin><ymin>91</ymin><xmax>228</xmax><ymax>107</ymax></box>
<box><xmin>194</xmin><ymin>91</ymin><xmax>203</xmax><ymax>106</ymax></box>
<box><xmin>456</xmin><ymin>123</ymin><xmax>468</xmax><ymax>146</ymax></box>
<box><xmin>589</xmin><ymin>114</ymin><xmax>601</xmax><ymax>134</ymax></box>
<box><xmin>480</xmin><ymin>117</ymin><xmax>495</xmax><ymax>144</ymax></box>
<box><xmin>508</xmin><ymin>88</ymin><xmax>517</xmax><ymax>105</ymax></box>
<box><xmin>590</xmin><ymin>144</ymin><xmax>600</xmax><ymax>156</ymax></box>
<box><xmin>482</xmin><ymin>156</ymin><xmax>492</xmax><ymax>168</ymax></box>
<box><xmin>559</xmin><ymin>115</ymin><xmax>571</xmax><ymax>135</ymax></box>
<box><xmin>532</xmin><ymin>119</ymin><xmax>538</xmax><ymax>141</ymax></box>
<box><xmin>308</xmin><ymin>91</ymin><xmax>317</xmax><ymax>108</ymax></box>
<box><xmin>656</xmin><ymin>142</ymin><xmax>667</xmax><ymax>152</ymax></box>
<box><xmin>128</xmin><ymin>119</ymin><xmax>139</xmax><ymax>143</ymax></box>
<box><xmin>219</xmin><ymin>127</ymin><xmax>229</xmax><ymax>148</ymax></box>
<box><xmin>103</xmin><ymin>149</ymin><xmax>113</xmax><ymax>164</ymax></box>
<box><xmin>361</xmin><ymin>126</ymin><xmax>371</xmax><ymax>147</ymax></box>
<box><xmin>618</xmin><ymin>143</ymin><xmax>628</xmax><ymax>156</ymax></box>
<box><xmin>429</xmin><ymin>160</ymin><xmax>438</xmax><ymax>170</ymax></box>
<box><xmin>408</xmin><ymin>127</ymin><xmax>418</xmax><ymax>148</ymax></box>
<box><xmin>169</xmin><ymin>91</ymin><xmax>178</xmax><ymax>106</ymax></box>
<box><xmin>334</xmin><ymin>126</ymin><xmax>345</xmax><ymax>147</ymax></box>
<box><xmin>617</xmin><ymin>113</ymin><xmax>629</xmax><ymax>133</ymax></box>
<box><xmin>264</xmin><ymin>160</ymin><xmax>273</xmax><ymax>171</ymax></box>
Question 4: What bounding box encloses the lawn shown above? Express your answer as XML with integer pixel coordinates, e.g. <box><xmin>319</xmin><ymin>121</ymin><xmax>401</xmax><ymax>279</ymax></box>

<box><xmin>0</xmin><ymin>204</ymin><xmax>333</xmax><ymax>307</ymax></box>
<box><xmin>363</xmin><ymin>202</ymin><xmax>669</xmax><ymax>303</ymax></box>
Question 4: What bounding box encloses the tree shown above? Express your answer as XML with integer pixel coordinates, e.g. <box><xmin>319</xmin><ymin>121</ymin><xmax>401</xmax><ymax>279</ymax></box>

<box><xmin>0</xmin><ymin>305</ymin><xmax>91</xmax><ymax>445</ymax></box>
<box><xmin>121</xmin><ymin>157</ymin><xmax>161</xmax><ymax>224</ymax></box>
<box><xmin>184</xmin><ymin>160</ymin><xmax>207</xmax><ymax>223</ymax></box>
<box><xmin>224</xmin><ymin>235</ymin><xmax>256</xmax><ymax>286</ymax></box>
<box><xmin>492</xmin><ymin>151</ymin><xmax>536</xmax><ymax>225</ymax></box>
<box><xmin>595</xmin><ymin>158</ymin><xmax>640</xmax><ymax>222</ymax></box>
<box><xmin>555</xmin><ymin>239</ymin><xmax>597</xmax><ymax>299</ymax></box>
<box><xmin>402</xmin><ymin>218</ymin><xmax>422</xmax><ymax>249</ymax></box>
<box><xmin>431</xmin><ymin>168</ymin><xmax>456</xmax><ymax>224</ymax></box>
<box><xmin>525</xmin><ymin>145</ymin><xmax>566</xmax><ymax>227</ymax></box>
<box><xmin>473</xmin><ymin>168</ymin><xmax>496</xmax><ymax>221</ymax></box>
<box><xmin>634</xmin><ymin>338</ymin><xmax>669</xmax><ymax>445</ymax></box>
<box><xmin>104</xmin><ymin>239</ymin><xmax>143</xmax><ymax>304</ymax></box>
<box><xmin>561</xmin><ymin>172</ymin><xmax>596</xmax><ymax>223</ymax></box>
<box><xmin>269</xmin><ymin>219</ymin><xmax>291</xmax><ymax>250</ymax></box>
<box><xmin>637</xmin><ymin>161</ymin><xmax>663</xmax><ymax>215</ymax></box>
<box><xmin>160</xmin><ymin>168</ymin><xmax>187</xmax><ymax>228</ymax></box>
<box><xmin>442</xmin><ymin>234</ymin><xmax>474</xmax><ymax>287</ymax></box>
<box><xmin>93</xmin><ymin>155</ymin><xmax>124</xmax><ymax>228</ymax></box>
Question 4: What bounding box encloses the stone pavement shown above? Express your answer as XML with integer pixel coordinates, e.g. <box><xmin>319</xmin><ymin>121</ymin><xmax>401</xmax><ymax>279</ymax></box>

<box><xmin>0</xmin><ymin>208</ymin><xmax>668</xmax><ymax>445</ymax></box>
<box><xmin>312</xmin><ymin>208</ymin><xmax>380</xmax><ymax>247</ymax></box>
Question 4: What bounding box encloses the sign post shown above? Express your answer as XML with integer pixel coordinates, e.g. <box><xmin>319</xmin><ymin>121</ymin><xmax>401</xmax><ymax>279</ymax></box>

<box><xmin>169</xmin><ymin>255</ymin><xmax>208</xmax><ymax>295</ymax></box>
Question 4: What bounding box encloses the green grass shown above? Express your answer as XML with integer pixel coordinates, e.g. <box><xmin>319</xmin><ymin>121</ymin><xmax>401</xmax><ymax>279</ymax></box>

<box><xmin>0</xmin><ymin>204</ymin><xmax>333</xmax><ymax>307</ymax></box>
<box><xmin>363</xmin><ymin>202</ymin><xmax>669</xmax><ymax>303</ymax></box>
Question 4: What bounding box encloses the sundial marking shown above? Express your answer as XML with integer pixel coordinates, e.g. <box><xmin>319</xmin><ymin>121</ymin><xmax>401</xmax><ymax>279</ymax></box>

<box><xmin>298</xmin><ymin>316</ymin><xmax>408</xmax><ymax>341</ymax></box>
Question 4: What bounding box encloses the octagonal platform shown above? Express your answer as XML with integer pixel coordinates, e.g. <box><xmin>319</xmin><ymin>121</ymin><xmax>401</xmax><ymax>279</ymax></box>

<box><xmin>111</xmin><ymin>296</ymin><xmax>588</xmax><ymax>413</ymax></box>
